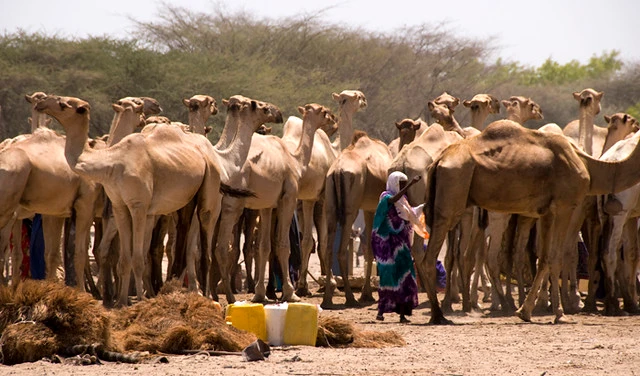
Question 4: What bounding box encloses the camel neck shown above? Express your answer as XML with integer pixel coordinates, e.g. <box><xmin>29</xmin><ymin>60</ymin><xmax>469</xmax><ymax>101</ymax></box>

<box><xmin>62</xmin><ymin>116</ymin><xmax>92</xmax><ymax>172</ymax></box>
<box><xmin>585</xmin><ymin>134</ymin><xmax>640</xmax><ymax>195</ymax></box>
<box><xmin>30</xmin><ymin>109</ymin><xmax>47</xmax><ymax>132</ymax></box>
<box><xmin>578</xmin><ymin>110</ymin><xmax>595</xmax><ymax>156</ymax></box>
<box><xmin>470</xmin><ymin>109</ymin><xmax>490</xmax><ymax>131</ymax></box>
<box><xmin>292</xmin><ymin>117</ymin><xmax>319</xmax><ymax>175</ymax></box>
<box><xmin>214</xmin><ymin>116</ymin><xmax>256</xmax><ymax>183</ymax></box>
<box><xmin>338</xmin><ymin>109</ymin><xmax>354</xmax><ymax>151</ymax></box>
<box><xmin>107</xmin><ymin>111</ymin><xmax>139</xmax><ymax>146</ymax></box>
<box><xmin>188</xmin><ymin>112</ymin><xmax>208</xmax><ymax>136</ymax></box>
<box><xmin>215</xmin><ymin>112</ymin><xmax>240</xmax><ymax>149</ymax></box>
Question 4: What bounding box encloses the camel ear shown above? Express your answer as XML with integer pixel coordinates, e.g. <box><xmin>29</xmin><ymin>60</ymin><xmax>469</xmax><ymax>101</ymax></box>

<box><xmin>463</xmin><ymin>100</ymin><xmax>471</xmax><ymax>108</ymax></box>
<box><xmin>112</xmin><ymin>103</ymin><xmax>124</xmax><ymax>112</ymax></box>
<box><xmin>76</xmin><ymin>104</ymin><xmax>89</xmax><ymax>114</ymax></box>
<box><xmin>412</xmin><ymin>122</ymin><xmax>421</xmax><ymax>131</ymax></box>
<box><xmin>251</xmin><ymin>100</ymin><xmax>258</xmax><ymax>111</ymax></box>
<box><xmin>604</xmin><ymin>115</ymin><xmax>611</xmax><ymax>124</ymax></box>
<box><xmin>133</xmin><ymin>103</ymin><xmax>144</xmax><ymax>113</ymax></box>
<box><xmin>25</xmin><ymin>94</ymin><xmax>33</xmax><ymax>103</ymax></box>
<box><xmin>332</xmin><ymin>92</ymin><xmax>340</xmax><ymax>102</ymax></box>
<box><xmin>395</xmin><ymin>121</ymin><xmax>403</xmax><ymax>129</ymax></box>
<box><xmin>501</xmin><ymin>100</ymin><xmax>510</xmax><ymax>108</ymax></box>
<box><xmin>427</xmin><ymin>101</ymin><xmax>435</xmax><ymax>111</ymax></box>
<box><xmin>297</xmin><ymin>106</ymin><xmax>305</xmax><ymax>115</ymax></box>
<box><xmin>210</xmin><ymin>100</ymin><xmax>218</xmax><ymax>115</ymax></box>
<box><xmin>204</xmin><ymin>126</ymin><xmax>212</xmax><ymax>134</ymax></box>
<box><xmin>572</xmin><ymin>92</ymin><xmax>581</xmax><ymax>100</ymax></box>
<box><xmin>222</xmin><ymin>99</ymin><xmax>229</xmax><ymax>107</ymax></box>
<box><xmin>452</xmin><ymin>97</ymin><xmax>460</xmax><ymax>107</ymax></box>
<box><xmin>595</xmin><ymin>91</ymin><xmax>604</xmax><ymax>100</ymax></box>
<box><xmin>182</xmin><ymin>98</ymin><xmax>190</xmax><ymax>107</ymax></box>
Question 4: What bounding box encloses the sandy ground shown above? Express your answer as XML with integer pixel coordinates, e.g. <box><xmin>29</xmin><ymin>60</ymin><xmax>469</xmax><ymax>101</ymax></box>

<box><xmin>4</xmin><ymin>251</ymin><xmax>640</xmax><ymax>376</ymax></box>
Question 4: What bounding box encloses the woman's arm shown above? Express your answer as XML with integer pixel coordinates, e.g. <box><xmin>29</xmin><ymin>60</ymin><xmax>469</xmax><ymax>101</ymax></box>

<box><xmin>389</xmin><ymin>175</ymin><xmax>421</xmax><ymax>203</ymax></box>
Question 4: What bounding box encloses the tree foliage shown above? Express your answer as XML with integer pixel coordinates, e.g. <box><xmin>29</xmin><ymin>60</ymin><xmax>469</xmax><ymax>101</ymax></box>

<box><xmin>0</xmin><ymin>6</ymin><xmax>637</xmax><ymax>142</ymax></box>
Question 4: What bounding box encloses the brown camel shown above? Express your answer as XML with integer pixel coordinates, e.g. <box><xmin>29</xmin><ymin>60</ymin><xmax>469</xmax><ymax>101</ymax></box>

<box><xmin>212</xmin><ymin>104</ymin><xmax>335</xmax><ymax>303</ymax></box>
<box><xmin>422</xmin><ymin>119</ymin><xmax>640</xmax><ymax>325</ymax></box>
<box><xmin>563</xmin><ymin>88</ymin><xmax>605</xmax><ymax>157</ymax></box>
<box><xmin>388</xmin><ymin>118</ymin><xmax>428</xmax><ymax>157</ymax></box>
<box><xmin>35</xmin><ymin>95</ymin><xmax>243</xmax><ymax>307</ymax></box>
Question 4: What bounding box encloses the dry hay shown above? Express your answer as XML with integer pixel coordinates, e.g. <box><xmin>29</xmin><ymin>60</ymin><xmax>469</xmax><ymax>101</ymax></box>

<box><xmin>110</xmin><ymin>289</ymin><xmax>256</xmax><ymax>354</ymax></box>
<box><xmin>0</xmin><ymin>280</ymin><xmax>111</xmax><ymax>365</ymax></box>
<box><xmin>316</xmin><ymin>315</ymin><xmax>405</xmax><ymax>348</ymax></box>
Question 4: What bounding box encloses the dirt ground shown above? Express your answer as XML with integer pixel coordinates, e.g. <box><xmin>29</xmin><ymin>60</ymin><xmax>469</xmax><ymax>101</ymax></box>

<box><xmin>4</xmin><ymin>252</ymin><xmax>640</xmax><ymax>376</ymax></box>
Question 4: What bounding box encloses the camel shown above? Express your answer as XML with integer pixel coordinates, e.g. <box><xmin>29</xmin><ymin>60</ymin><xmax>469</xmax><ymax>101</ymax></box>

<box><xmin>212</xmin><ymin>103</ymin><xmax>335</xmax><ymax>304</ymax></box>
<box><xmin>388</xmin><ymin>119</ymin><xmax>429</xmax><ymax>157</ymax></box>
<box><xmin>183</xmin><ymin>94</ymin><xmax>218</xmax><ymax>135</ymax></box>
<box><xmin>463</xmin><ymin>94</ymin><xmax>501</xmax><ymax>131</ymax></box>
<box><xmin>421</xmin><ymin>118</ymin><xmax>640</xmax><ymax>324</ymax></box>
<box><xmin>280</xmin><ymin>108</ymin><xmax>340</xmax><ymax>297</ymax></box>
<box><xmin>584</xmin><ymin>113</ymin><xmax>640</xmax><ymax>315</ymax></box>
<box><xmin>0</xmin><ymin>115</ymin><xmax>102</xmax><ymax>290</ymax></box>
<box><xmin>563</xmin><ymin>89</ymin><xmax>606</xmax><ymax>157</ymax></box>
<box><xmin>322</xmin><ymin>128</ymin><xmax>394</xmax><ymax>307</ymax></box>
<box><xmin>34</xmin><ymin>94</ymin><xmax>253</xmax><ymax>307</ymax></box>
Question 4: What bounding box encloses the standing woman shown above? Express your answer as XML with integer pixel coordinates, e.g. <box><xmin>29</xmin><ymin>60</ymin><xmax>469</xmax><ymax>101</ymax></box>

<box><xmin>372</xmin><ymin>171</ymin><xmax>424</xmax><ymax>323</ymax></box>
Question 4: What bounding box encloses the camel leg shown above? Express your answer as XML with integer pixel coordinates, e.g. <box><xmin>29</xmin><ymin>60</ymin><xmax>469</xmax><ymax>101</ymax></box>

<box><xmin>142</xmin><ymin>215</ymin><xmax>159</xmax><ymax>298</ymax></box>
<box><xmin>42</xmin><ymin>216</ymin><xmax>64</xmax><ymax>282</ymax></box>
<box><xmin>511</xmin><ymin>216</ymin><xmax>536</xmax><ymax>310</ymax></box>
<box><xmin>458</xmin><ymin>208</ymin><xmax>481</xmax><ymax>313</ymax></box>
<box><xmin>112</xmin><ymin>206</ymin><xmax>133</xmax><ymax>307</ymax></box>
<box><xmin>253</xmin><ymin>209</ymin><xmax>274</xmax><ymax>303</ymax></box>
<box><xmin>296</xmin><ymin>200</ymin><xmax>315</xmax><ymax>297</ymax></box>
<box><xmin>97</xmin><ymin>214</ymin><xmax>118</xmax><ymax>306</ymax></box>
<box><xmin>164</xmin><ymin>214</ymin><xmax>177</xmax><ymax>282</ymax></box>
<box><xmin>195</xmin><ymin>179</ymin><xmax>221</xmax><ymax>301</ymax></box>
<box><xmin>358</xmin><ymin>211</ymin><xmax>375</xmax><ymax>303</ymax></box>
<box><xmin>321</xmin><ymin>179</ymin><xmax>339</xmax><ymax>308</ymax></box>
<box><xmin>184</xmin><ymin>211</ymin><xmax>201</xmax><ymax>292</ymax></box>
<box><xmin>242</xmin><ymin>210</ymin><xmax>258</xmax><ymax>293</ymax></box>
<box><xmin>485</xmin><ymin>213</ymin><xmax>512</xmax><ymax>312</ymax></box>
<box><xmin>129</xmin><ymin>208</ymin><xmax>150</xmax><ymax>303</ymax></box>
<box><xmin>338</xmin><ymin>211</ymin><xmax>359</xmax><ymax>306</ymax></box>
<box><xmin>274</xmin><ymin>201</ymin><xmax>301</xmax><ymax>303</ymax></box>
<box><xmin>0</xmin><ymin>220</ymin><xmax>12</xmax><ymax>284</ymax></box>
<box><xmin>621</xmin><ymin>218</ymin><xmax>639</xmax><ymax>313</ymax></box>
<box><xmin>311</xmin><ymin>200</ymin><xmax>328</xmax><ymax>277</ymax></box>
<box><xmin>211</xmin><ymin>196</ymin><xmax>243</xmax><ymax>303</ymax></box>
<box><xmin>9</xmin><ymin>219</ymin><xmax>23</xmax><ymax>286</ymax></box>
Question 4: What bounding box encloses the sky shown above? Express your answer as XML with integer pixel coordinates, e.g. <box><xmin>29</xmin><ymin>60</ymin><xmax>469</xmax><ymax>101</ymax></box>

<box><xmin>1</xmin><ymin>0</ymin><xmax>639</xmax><ymax>67</ymax></box>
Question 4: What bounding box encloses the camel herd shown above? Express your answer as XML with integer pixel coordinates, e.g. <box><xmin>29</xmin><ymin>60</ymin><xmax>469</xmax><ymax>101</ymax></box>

<box><xmin>1</xmin><ymin>88</ymin><xmax>639</xmax><ymax>325</ymax></box>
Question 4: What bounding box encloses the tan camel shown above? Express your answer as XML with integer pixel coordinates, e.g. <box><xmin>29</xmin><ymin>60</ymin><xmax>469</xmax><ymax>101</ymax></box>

<box><xmin>183</xmin><ymin>94</ymin><xmax>218</xmax><ymax>135</ymax></box>
<box><xmin>35</xmin><ymin>95</ymin><xmax>246</xmax><ymax>307</ymax></box>
<box><xmin>280</xmin><ymin>108</ymin><xmax>340</xmax><ymax>297</ymax></box>
<box><xmin>388</xmin><ymin>119</ymin><xmax>428</xmax><ymax>157</ymax></box>
<box><xmin>422</xmin><ymin>119</ymin><xmax>640</xmax><ymax>324</ymax></box>
<box><xmin>212</xmin><ymin>104</ymin><xmax>335</xmax><ymax>303</ymax></box>
<box><xmin>323</xmin><ymin>131</ymin><xmax>394</xmax><ymax>307</ymax></box>
<box><xmin>597</xmin><ymin>119</ymin><xmax>640</xmax><ymax>315</ymax></box>
<box><xmin>563</xmin><ymin>89</ymin><xmax>605</xmax><ymax>157</ymax></box>
<box><xmin>463</xmin><ymin>94</ymin><xmax>501</xmax><ymax>131</ymax></box>
<box><xmin>0</xmin><ymin>118</ymin><xmax>101</xmax><ymax>290</ymax></box>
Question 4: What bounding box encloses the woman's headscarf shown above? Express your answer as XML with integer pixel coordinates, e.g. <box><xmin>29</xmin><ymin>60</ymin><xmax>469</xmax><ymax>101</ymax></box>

<box><xmin>386</xmin><ymin>171</ymin><xmax>428</xmax><ymax>238</ymax></box>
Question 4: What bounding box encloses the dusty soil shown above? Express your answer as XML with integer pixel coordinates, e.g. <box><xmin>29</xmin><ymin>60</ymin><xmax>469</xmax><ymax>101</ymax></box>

<box><xmin>4</xmin><ymin>254</ymin><xmax>640</xmax><ymax>376</ymax></box>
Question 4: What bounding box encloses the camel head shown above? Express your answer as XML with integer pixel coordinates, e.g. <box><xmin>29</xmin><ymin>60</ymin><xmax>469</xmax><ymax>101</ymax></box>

<box><xmin>433</xmin><ymin>92</ymin><xmax>460</xmax><ymax>111</ymax></box>
<box><xmin>463</xmin><ymin>94</ymin><xmax>501</xmax><ymax>114</ymax></box>
<box><xmin>145</xmin><ymin>115</ymin><xmax>172</xmax><ymax>125</ymax></box>
<box><xmin>573</xmin><ymin>88</ymin><xmax>604</xmax><ymax>115</ymax></box>
<box><xmin>298</xmin><ymin>103</ymin><xmax>337</xmax><ymax>131</ymax></box>
<box><xmin>183</xmin><ymin>94</ymin><xmax>218</xmax><ymax>135</ymax></box>
<box><xmin>35</xmin><ymin>95</ymin><xmax>91</xmax><ymax>126</ymax></box>
<box><xmin>222</xmin><ymin>95</ymin><xmax>284</xmax><ymax>132</ymax></box>
<box><xmin>602</xmin><ymin>113</ymin><xmax>640</xmax><ymax>153</ymax></box>
<box><xmin>25</xmin><ymin>92</ymin><xmax>48</xmax><ymax>105</ymax></box>
<box><xmin>428</xmin><ymin>101</ymin><xmax>455</xmax><ymax>126</ymax></box>
<box><xmin>119</xmin><ymin>96</ymin><xmax>163</xmax><ymax>117</ymax></box>
<box><xmin>25</xmin><ymin>91</ymin><xmax>52</xmax><ymax>131</ymax></box>
<box><xmin>332</xmin><ymin>90</ymin><xmax>367</xmax><ymax>113</ymax></box>
<box><xmin>502</xmin><ymin>96</ymin><xmax>543</xmax><ymax>124</ymax></box>
<box><xmin>256</xmin><ymin>124</ymin><xmax>272</xmax><ymax>135</ymax></box>
<box><xmin>114</xmin><ymin>98</ymin><xmax>145</xmax><ymax>127</ymax></box>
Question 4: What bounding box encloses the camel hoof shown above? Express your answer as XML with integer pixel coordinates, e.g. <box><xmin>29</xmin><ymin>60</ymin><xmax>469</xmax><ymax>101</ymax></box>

<box><xmin>295</xmin><ymin>287</ymin><xmax>312</xmax><ymax>297</ymax></box>
<box><xmin>428</xmin><ymin>315</ymin><xmax>453</xmax><ymax>325</ymax></box>
<box><xmin>554</xmin><ymin>314</ymin><xmax>574</xmax><ymax>324</ymax></box>
<box><xmin>515</xmin><ymin>308</ymin><xmax>531</xmax><ymax>322</ymax></box>
<box><xmin>320</xmin><ymin>299</ymin><xmax>335</xmax><ymax>310</ymax></box>
<box><xmin>345</xmin><ymin>298</ymin><xmax>360</xmax><ymax>308</ymax></box>
<box><xmin>358</xmin><ymin>293</ymin><xmax>375</xmax><ymax>303</ymax></box>
<box><xmin>285</xmin><ymin>293</ymin><xmax>301</xmax><ymax>303</ymax></box>
<box><xmin>581</xmin><ymin>302</ymin><xmax>598</xmax><ymax>314</ymax></box>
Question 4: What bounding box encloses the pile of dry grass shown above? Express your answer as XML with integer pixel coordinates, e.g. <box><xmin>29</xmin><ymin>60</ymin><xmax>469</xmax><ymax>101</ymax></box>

<box><xmin>316</xmin><ymin>315</ymin><xmax>405</xmax><ymax>348</ymax></box>
<box><xmin>0</xmin><ymin>280</ymin><xmax>111</xmax><ymax>365</ymax></box>
<box><xmin>110</xmin><ymin>285</ymin><xmax>256</xmax><ymax>354</ymax></box>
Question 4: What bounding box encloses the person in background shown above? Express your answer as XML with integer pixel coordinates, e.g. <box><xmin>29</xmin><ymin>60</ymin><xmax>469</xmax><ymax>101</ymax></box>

<box><xmin>371</xmin><ymin>172</ymin><xmax>423</xmax><ymax>323</ymax></box>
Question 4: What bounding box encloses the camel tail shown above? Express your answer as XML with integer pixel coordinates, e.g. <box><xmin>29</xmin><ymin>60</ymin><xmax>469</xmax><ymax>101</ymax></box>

<box><xmin>220</xmin><ymin>183</ymin><xmax>256</xmax><ymax>198</ymax></box>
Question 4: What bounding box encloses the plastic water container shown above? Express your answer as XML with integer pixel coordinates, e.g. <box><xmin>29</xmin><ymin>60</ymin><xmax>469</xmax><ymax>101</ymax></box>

<box><xmin>284</xmin><ymin>303</ymin><xmax>318</xmax><ymax>346</ymax></box>
<box><xmin>225</xmin><ymin>302</ymin><xmax>267</xmax><ymax>341</ymax></box>
<box><xmin>264</xmin><ymin>303</ymin><xmax>288</xmax><ymax>346</ymax></box>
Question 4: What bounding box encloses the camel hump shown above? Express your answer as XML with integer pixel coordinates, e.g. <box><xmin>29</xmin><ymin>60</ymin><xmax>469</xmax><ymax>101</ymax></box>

<box><xmin>351</xmin><ymin>130</ymin><xmax>368</xmax><ymax>145</ymax></box>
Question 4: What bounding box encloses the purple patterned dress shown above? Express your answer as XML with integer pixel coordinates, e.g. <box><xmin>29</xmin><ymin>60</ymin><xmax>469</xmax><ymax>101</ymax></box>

<box><xmin>371</xmin><ymin>191</ymin><xmax>419</xmax><ymax>316</ymax></box>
